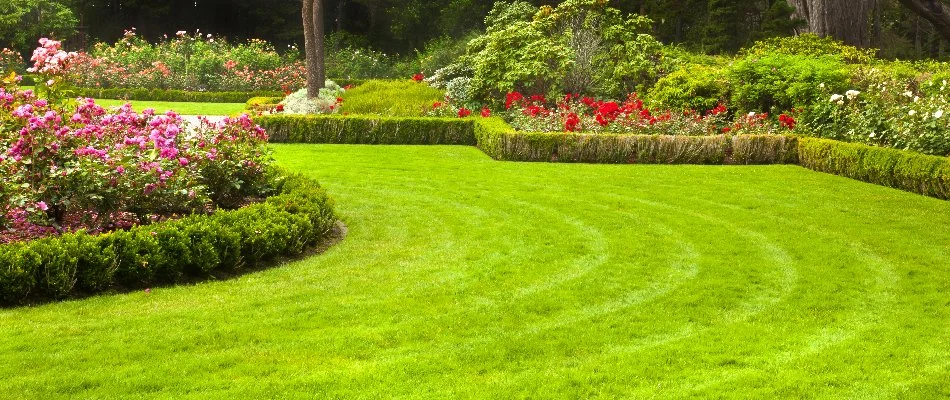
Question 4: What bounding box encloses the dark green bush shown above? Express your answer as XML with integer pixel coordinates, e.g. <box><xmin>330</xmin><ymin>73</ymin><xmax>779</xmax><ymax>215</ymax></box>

<box><xmin>69</xmin><ymin>88</ymin><xmax>283</xmax><ymax>103</ymax></box>
<box><xmin>0</xmin><ymin>171</ymin><xmax>335</xmax><ymax>306</ymax></box>
<box><xmin>729</xmin><ymin>54</ymin><xmax>849</xmax><ymax>114</ymax></box>
<box><xmin>798</xmin><ymin>137</ymin><xmax>950</xmax><ymax>199</ymax></box>
<box><xmin>255</xmin><ymin>114</ymin><xmax>477</xmax><ymax>145</ymax></box>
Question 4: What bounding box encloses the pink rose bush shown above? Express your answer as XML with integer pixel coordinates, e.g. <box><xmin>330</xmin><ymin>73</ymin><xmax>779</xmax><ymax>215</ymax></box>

<box><xmin>0</xmin><ymin>79</ymin><xmax>272</xmax><ymax>242</ymax></box>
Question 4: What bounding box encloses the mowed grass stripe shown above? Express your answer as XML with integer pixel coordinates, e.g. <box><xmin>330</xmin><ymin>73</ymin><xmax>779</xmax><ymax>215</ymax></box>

<box><xmin>0</xmin><ymin>144</ymin><xmax>947</xmax><ymax>398</ymax></box>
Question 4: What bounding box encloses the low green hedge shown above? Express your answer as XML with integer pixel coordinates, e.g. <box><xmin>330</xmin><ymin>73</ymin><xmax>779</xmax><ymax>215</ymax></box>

<box><xmin>69</xmin><ymin>88</ymin><xmax>284</xmax><ymax>103</ymax></box>
<box><xmin>246</xmin><ymin>96</ymin><xmax>285</xmax><ymax>112</ymax></box>
<box><xmin>798</xmin><ymin>137</ymin><xmax>950</xmax><ymax>199</ymax></box>
<box><xmin>476</xmin><ymin>118</ymin><xmax>796</xmax><ymax>165</ymax></box>
<box><xmin>255</xmin><ymin>114</ymin><xmax>477</xmax><ymax>145</ymax></box>
<box><xmin>0</xmin><ymin>171</ymin><xmax>336</xmax><ymax>305</ymax></box>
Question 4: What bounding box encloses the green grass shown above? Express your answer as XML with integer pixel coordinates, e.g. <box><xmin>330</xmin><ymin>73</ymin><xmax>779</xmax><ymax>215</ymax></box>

<box><xmin>341</xmin><ymin>79</ymin><xmax>444</xmax><ymax>117</ymax></box>
<box><xmin>1</xmin><ymin>145</ymin><xmax>949</xmax><ymax>398</ymax></box>
<box><xmin>92</xmin><ymin>99</ymin><xmax>246</xmax><ymax>116</ymax></box>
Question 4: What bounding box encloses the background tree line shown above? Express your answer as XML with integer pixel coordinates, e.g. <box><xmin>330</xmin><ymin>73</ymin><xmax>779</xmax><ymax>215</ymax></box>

<box><xmin>1</xmin><ymin>0</ymin><xmax>949</xmax><ymax>60</ymax></box>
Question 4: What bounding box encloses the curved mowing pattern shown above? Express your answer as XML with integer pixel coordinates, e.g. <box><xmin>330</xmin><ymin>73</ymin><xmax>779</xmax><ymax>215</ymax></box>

<box><xmin>1</xmin><ymin>145</ymin><xmax>948</xmax><ymax>398</ymax></box>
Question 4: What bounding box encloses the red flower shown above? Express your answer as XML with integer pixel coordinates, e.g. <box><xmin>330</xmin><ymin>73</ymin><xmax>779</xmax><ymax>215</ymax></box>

<box><xmin>722</xmin><ymin>127</ymin><xmax>732</xmax><ymax>133</ymax></box>
<box><xmin>505</xmin><ymin>92</ymin><xmax>524</xmax><ymax>109</ymax></box>
<box><xmin>432</xmin><ymin>101</ymin><xmax>443</xmax><ymax>109</ymax></box>
<box><xmin>481</xmin><ymin>107</ymin><xmax>491</xmax><ymax>117</ymax></box>
<box><xmin>343</xmin><ymin>84</ymin><xmax>354</xmax><ymax>90</ymax></box>
<box><xmin>529</xmin><ymin>94</ymin><xmax>546</xmax><ymax>104</ymax></box>
<box><xmin>524</xmin><ymin>105</ymin><xmax>543</xmax><ymax>117</ymax></box>
<box><xmin>779</xmin><ymin>113</ymin><xmax>796</xmax><ymax>130</ymax></box>
<box><xmin>336</xmin><ymin>97</ymin><xmax>343</xmax><ymax>103</ymax></box>
<box><xmin>458</xmin><ymin>107</ymin><xmax>472</xmax><ymax>118</ymax></box>
<box><xmin>412</xmin><ymin>73</ymin><xmax>424</xmax><ymax>82</ymax></box>
<box><xmin>564</xmin><ymin>113</ymin><xmax>580</xmax><ymax>132</ymax></box>
<box><xmin>275</xmin><ymin>104</ymin><xmax>284</xmax><ymax>112</ymax></box>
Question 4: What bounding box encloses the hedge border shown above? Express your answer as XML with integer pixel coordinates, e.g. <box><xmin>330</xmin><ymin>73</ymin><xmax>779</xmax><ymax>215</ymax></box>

<box><xmin>0</xmin><ymin>171</ymin><xmax>337</xmax><ymax>306</ymax></box>
<box><xmin>69</xmin><ymin>88</ymin><xmax>284</xmax><ymax>103</ymax></box>
<box><xmin>258</xmin><ymin>114</ymin><xmax>947</xmax><ymax>200</ymax></box>
<box><xmin>256</xmin><ymin>114</ymin><xmax>477</xmax><ymax>145</ymax></box>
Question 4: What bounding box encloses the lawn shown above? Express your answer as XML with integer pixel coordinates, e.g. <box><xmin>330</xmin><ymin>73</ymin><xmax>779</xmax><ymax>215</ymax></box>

<box><xmin>92</xmin><ymin>99</ymin><xmax>246</xmax><ymax>116</ymax></box>
<box><xmin>1</xmin><ymin>145</ymin><xmax>948</xmax><ymax>398</ymax></box>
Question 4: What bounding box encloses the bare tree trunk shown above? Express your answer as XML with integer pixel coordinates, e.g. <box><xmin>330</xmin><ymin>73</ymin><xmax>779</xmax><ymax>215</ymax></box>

<box><xmin>303</xmin><ymin>0</ymin><xmax>324</xmax><ymax>98</ymax></box>
<box><xmin>897</xmin><ymin>0</ymin><xmax>950</xmax><ymax>43</ymax></box>
<box><xmin>788</xmin><ymin>0</ymin><xmax>876</xmax><ymax>47</ymax></box>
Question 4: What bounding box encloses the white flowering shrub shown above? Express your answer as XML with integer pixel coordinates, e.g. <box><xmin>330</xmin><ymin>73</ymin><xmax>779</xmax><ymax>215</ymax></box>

<box><xmin>279</xmin><ymin>80</ymin><xmax>345</xmax><ymax>115</ymax></box>
<box><xmin>800</xmin><ymin>71</ymin><xmax>950</xmax><ymax>155</ymax></box>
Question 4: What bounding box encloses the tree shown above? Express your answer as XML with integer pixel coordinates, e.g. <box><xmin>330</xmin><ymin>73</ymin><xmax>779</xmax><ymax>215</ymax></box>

<box><xmin>786</xmin><ymin>0</ymin><xmax>877</xmax><ymax>47</ymax></box>
<box><xmin>895</xmin><ymin>0</ymin><xmax>950</xmax><ymax>43</ymax></box>
<box><xmin>303</xmin><ymin>0</ymin><xmax>325</xmax><ymax>97</ymax></box>
<box><xmin>0</xmin><ymin>0</ymin><xmax>77</xmax><ymax>53</ymax></box>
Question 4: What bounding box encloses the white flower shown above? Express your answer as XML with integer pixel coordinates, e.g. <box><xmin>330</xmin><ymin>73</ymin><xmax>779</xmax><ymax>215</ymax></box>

<box><xmin>837</xmin><ymin>100</ymin><xmax>845</xmax><ymax>106</ymax></box>
<box><xmin>934</xmin><ymin>110</ymin><xmax>944</xmax><ymax>119</ymax></box>
<box><xmin>909</xmin><ymin>110</ymin><xmax>917</xmax><ymax>116</ymax></box>
<box><xmin>207</xmin><ymin>34</ymin><xmax>212</xmax><ymax>38</ymax></box>
<box><xmin>748</xmin><ymin>112</ymin><xmax>756</xmax><ymax>117</ymax></box>
<box><xmin>914</xmin><ymin>96</ymin><xmax>920</xmax><ymax>103</ymax></box>
<box><xmin>830</xmin><ymin>94</ymin><xmax>844</xmax><ymax>103</ymax></box>
<box><xmin>869</xmin><ymin>131</ymin><xmax>876</xmax><ymax>138</ymax></box>
<box><xmin>845</xmin><ymin>90</ymin><xmax>860</xmax><ymax>100</ymax></box>
<box><xmin>819</xmin><ymin>83</ymin><xmax>825</xmax><ymax>88</ymax></box>
<box><xmin>903</xmin><ymin>91</ymin><xmax>914</xmax><ymax>98</ymax></box>
<box><xmin>176</xmin><ymin>31</ymin><xmax>186</xmax><ymax>36</ymax></box>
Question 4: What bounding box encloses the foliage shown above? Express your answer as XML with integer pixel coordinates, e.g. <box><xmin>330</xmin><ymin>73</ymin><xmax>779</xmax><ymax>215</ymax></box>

<box><xmin>254</xmin><ymin>114</ymin><xmax>477</xmax><ymax>145</ymax></box>
<box><xmin>0</xmin><ymin>0</ymin><xmax>76</xmax><ymax>54</ymax></box>
<box><xmin>0</xmin><ymin>171</ymin><xmax>336</xmax><ymax>304</ymax></box>
<box><xmin>740</xmin><ymin>33</ymin><xmax>877</xmax><ymax>64</ymax></box>
<box><xmin>647</xmin><ymin>64</ymin><xmax>731</xmax><ymax>112</ymax></box>
<box><xmin>341</xmin><ymin>79</ymin><xmax>445</xmax><ymax>116</ymax></box>
<box><xmin>0</xmin><ymin>48</ymin><xmax>25</xmax><ymax>75</ymax></box>
<box><xmin>728</xmin><ymin>54</ymin><xmax>849</xmax><ymax>113</ymax></box>
<box><xmin>454</xmin><ymin>0</ymin><xmax>675</xmax><ymax>104</ymax></box>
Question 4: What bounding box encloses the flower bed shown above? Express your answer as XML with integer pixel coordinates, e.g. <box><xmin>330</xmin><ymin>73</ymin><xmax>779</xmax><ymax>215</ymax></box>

<box><xmin>0</xmin><ymin>171</ymin><xmax>336</xmax><ymax>305</ymax></box>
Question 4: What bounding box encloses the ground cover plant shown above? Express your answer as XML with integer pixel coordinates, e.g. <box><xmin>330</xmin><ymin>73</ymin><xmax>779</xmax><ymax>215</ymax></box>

<box><xmin>340</xmin><ymin>79</ymin><xmax>444</xmax><ymax>117</ymax></box>
<box><xmin>0</xmin><ymin>145</ymin><xmax>947</xmax><ymax>397</ymax></box>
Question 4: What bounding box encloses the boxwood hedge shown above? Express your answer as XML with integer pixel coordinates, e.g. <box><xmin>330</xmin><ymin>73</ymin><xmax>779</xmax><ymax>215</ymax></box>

<box><xmin>256</xmin><ymin>114</ymin><xmax>477</xmax><ymax>145</ymax></box>
<box><xmin>0</xmin><ymin>171</ymin><xmax>336</xmax><ymax>305</ymax></box>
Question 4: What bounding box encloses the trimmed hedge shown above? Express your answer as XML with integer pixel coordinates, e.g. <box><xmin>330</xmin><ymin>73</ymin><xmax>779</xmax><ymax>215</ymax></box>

<box><xmin>798</xmin><ymin>137</ymin><xmax>950</xmax><ymax>199</ymax></box>
<box><xmin>476</xmin><ymin>118</ymin><xmax>796</xmax><ymax>165</ymax></box>
<box><xmin>246</xmin><ymin>96</ymin><xmax>284</xmax><ymax>112</ymax></box>
<box><xmin>255</xmin><ymin>114</ymin><xmax>477</xmax><ymax>145</ymax></box>
<box><xmin>69</xmin><ymin>88</ymin><xmax>284</xmax><ymax>103</ymax></box>
<box><xmin>0</xmin><ymin>171</ymin><xmax>336</xmax><ymax>305</ymax></box>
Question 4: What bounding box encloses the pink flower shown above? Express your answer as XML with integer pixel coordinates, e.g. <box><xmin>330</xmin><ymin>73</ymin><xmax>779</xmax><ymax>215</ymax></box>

<box><xmin>36</xmin><ymin>201</ymin><xmax>48</xmax><ymax>211</ymax></box>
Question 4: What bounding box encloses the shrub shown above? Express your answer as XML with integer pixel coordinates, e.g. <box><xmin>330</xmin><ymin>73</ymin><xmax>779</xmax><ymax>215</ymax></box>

<box><xmin>0</xmin><ymin>171</ymin><xmax>336</xmax><ymax>305</ymax></box>
<box><xmin>341</xmin><ymin>80</ymin><xmax>445</xmax><ymax>116</ymax></box>
<box><xmin>798</xmin><ymin>137</ymin><xmax>950</xmax><ymax>199</ymax></box>
<box><xmin>648</xmin><ymin>64</ymin><xmax>730</xmax><ymax>112</ymax></box>
<box><xmin>728</xmin><ymin>54</ymin><xmax>849</xmax><ymax>113</ymax></box>
<box><xmin>246</xmin><ymin>96</ymin><xmax>284</xmax><ymax>112</ymax></box>
<box><xmin>255</xmin><ymin>114</ymin><xmax>477</xmax><ymax>145</ymax></box>
<box><xmin>279</xmin><ymin>81</ymin><xmax>345</xmax><ymax>115</ymax></box>
<box><xmin>740</xmin><ymin>33</ymin><xmax>876</xmax><ymax>64</ymax></box>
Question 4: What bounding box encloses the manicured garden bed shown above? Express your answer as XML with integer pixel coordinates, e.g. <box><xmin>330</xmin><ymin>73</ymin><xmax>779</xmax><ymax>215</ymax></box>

<box><xmin>1</xmin><ymin>144</ymin><xmax>946</xmax><ymax>397</ymax></box>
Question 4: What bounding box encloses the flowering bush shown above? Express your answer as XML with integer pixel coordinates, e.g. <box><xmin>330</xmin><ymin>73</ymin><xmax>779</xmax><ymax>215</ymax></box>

<box><xmin>0</xmin><ymin>48</ymin><xmax>25</xmax><ymax>75</ymax></box>
<box><xmin>278</xmin><ymin>81</ymin><xmax>345</xmax><ymax>115</ymax></box>
<box><xmin>497</xmin><ymin>91</ymin><xmax>793</xmax><ymax>136</ymax></box>
<box><xmin>0</xmin><ymin>78</ymin><xmax>273</xmax><ymax>242</ymax></box>
<box><xmin>800</xmin><ymin>76</ymin><xmax>950</xmax><ymax>155</ymax></box>
<box><xmin>65</xmin><ymin>29</ymin><xmax>304</xmax><ymax>92</ymax></box>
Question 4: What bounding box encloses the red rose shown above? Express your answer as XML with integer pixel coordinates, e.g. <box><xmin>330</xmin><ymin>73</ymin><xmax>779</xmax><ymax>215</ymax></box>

<box><xmin>564</xmin><ymin>112</ymin><xmax>580</xmax><ymax>132</ymax></box>
<box><xmin>412</xmin><ymin>73</ymin><xmax>424</xmax><ymax>82</ymax></box>
<box><xmin>481</xmin><ymin>107</ymin><xmax>491</xmax><ymax>117</ymax></box>
<box><xmin>505</xmin><ymin>92</ymin><xmax>524</xmax><ymax>109</ymax></box>
<box><xmin>458</xmin><ymin>107</ymin><xmax>472</xmax><ymax>118</ymax></box>
<box><xmin>275</xmin><ymin>104</ymin><xmax>284</xmax><ymax>112</ymax></box>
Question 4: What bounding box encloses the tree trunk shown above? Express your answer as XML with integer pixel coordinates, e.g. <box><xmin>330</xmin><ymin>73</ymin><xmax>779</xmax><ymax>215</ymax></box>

<box><xmin>787</xmin><ymin>0</ymin><xmax>877</xmax><ymax>47</ymax></box>
<box><xmin>303</xmin><ymin>0</ymin><xmax>324</xmax><ymax>98</ymax></box>
<box><xmin>896</xmin><ymin>0</ymin><xmax>950</xmax><ymax>43</ymax></box>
